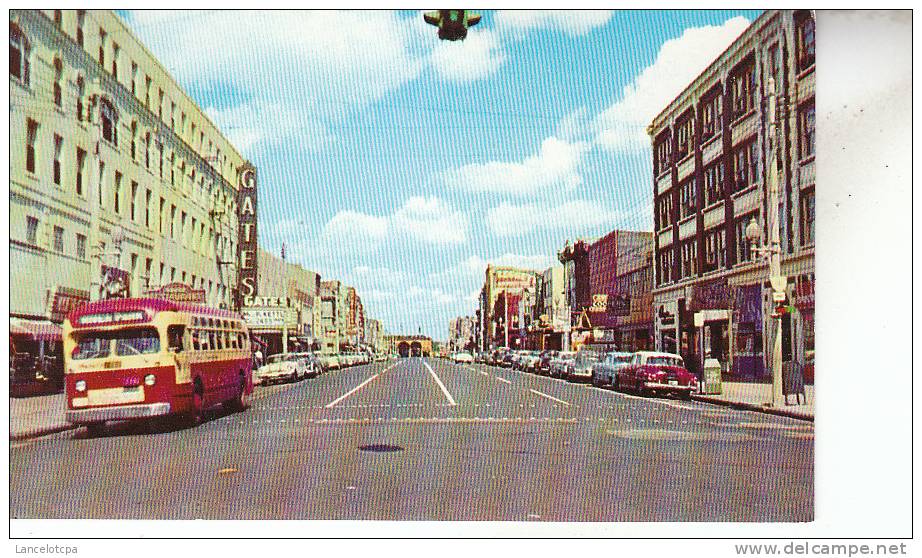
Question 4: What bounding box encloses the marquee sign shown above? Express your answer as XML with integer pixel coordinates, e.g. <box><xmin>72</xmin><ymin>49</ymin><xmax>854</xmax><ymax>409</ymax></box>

<box><xmin>237</xmin><ymin>163</ymin><xmax>258</xmax><ymax>309</ymax></box>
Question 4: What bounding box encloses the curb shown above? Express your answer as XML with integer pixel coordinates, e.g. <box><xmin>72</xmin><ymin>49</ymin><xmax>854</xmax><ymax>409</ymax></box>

<box><xmin>10</xmin><ymin>423</ymin><xmax>79</xmax><ymax>442</ymax></box>
<box><xmin>690</xmin><ymin>394</ymin><xmax>813</xmax><ymax>422</ymax></box>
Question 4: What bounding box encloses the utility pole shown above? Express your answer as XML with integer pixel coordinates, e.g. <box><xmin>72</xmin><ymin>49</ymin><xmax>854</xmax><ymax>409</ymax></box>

<box><xmin>746</xmin><ymin>76</ymin><xmax>787</xmax><ymax>407</ymax></box>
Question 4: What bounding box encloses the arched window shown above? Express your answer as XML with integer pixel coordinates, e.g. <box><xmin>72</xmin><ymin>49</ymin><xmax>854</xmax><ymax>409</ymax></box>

<box><xmin>9</xmin><ymin>23</ymin><xmax>30</xmax><ymax>86</ymax></box>
<box><xmin>100</xmin><ymin>98</ymin><xmax>118</xmax><ymax>144</ymax></box>
<box><xmin>130</xmin><ymin>121</ymin><xmax>138</xmax><ymax>159</ymax></box>
<box><xmin>53</xmin><ymin>57</ymin><xmax>63</xmax><ymax>107</ymax></box>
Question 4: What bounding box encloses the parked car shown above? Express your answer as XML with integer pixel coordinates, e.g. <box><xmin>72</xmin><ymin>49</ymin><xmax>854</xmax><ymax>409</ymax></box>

<box><xmin>591</xmin><ymin>351</ymin><xmax>634</xmax><ymax>387</ymax></box>
<box><xmin>319</xmin><ymin>354</ymin><xmax>340</xmax><ymax>371</ymax></box>
<box><xmin>291</xmin><ymin>352</ymin><xmax>321</xmax><ymax>378</ymax></box>
<box><xmin>256</xmin><ymin>353</ymin><xmax>308</xmax><ymax>385</ymax></box>
<box><xmin>451</xmin><ymin>351</ymin><xmax>474</xmax><ymax>364</ymax></box>
<box><xmin>568</xmin><ymin>349</ymin><xmax>603</xmax><ymax>382</ymax></box>
<box><xmin>536</xmin><ymin>350</ymin><xmax>558</xmax><ymax>375</ymax></box>
<box><xmin>549</xmin><ymin>351</ymin><xmax>576</xmax><ymax>378</ymax></box>
<box><xmin>501</xmin><ymin>351</ymin><xmax>517</xmax><ymax>368</ymax></box>
<box><xmin>521</xmin><ymin>351</ymin><xmax>542</xmax><ymax>373</ymax></box>
<box><xmin>614</xmin><ymin>351</ymin><xmax>698</xmax><ymax>399</ymax></box>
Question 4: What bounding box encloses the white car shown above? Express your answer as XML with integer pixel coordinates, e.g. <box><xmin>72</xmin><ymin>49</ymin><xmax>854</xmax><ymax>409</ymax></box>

<box><xmin>452</xmin><ymin>352</ymin><xmax>474</xmax><ymax>364</ymax></box>
<box><xmin>255</xmin><ymin>353</ymin><xmax>309</xmax><ymax>385</ymax></box>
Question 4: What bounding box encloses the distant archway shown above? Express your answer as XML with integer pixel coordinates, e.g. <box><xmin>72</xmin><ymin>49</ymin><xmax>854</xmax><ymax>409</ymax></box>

<box><xmin>410</xmin><ymin>341</ymin><xmax>422</xmax><ymax>357</ymax></box>
<box><xmin>398</xmin><ymin>342</ymin><xmax>410</xmax><ymax>358</ymax></box>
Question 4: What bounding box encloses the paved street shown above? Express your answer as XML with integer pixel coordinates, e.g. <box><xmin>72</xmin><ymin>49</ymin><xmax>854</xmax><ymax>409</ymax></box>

<box><xmin>10</xmin><ymin>358</ymin><xmax>812</xmax><ymax>522</ymax></box>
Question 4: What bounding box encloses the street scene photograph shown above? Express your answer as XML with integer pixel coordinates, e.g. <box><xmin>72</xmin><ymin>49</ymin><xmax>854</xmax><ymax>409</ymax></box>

<box><xmin>5</xmin><ymin>6</ymin><xmax>913</xmax><ymax>546</ymax></box>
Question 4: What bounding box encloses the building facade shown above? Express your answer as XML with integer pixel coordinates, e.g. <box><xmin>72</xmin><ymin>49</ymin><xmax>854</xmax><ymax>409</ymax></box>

<box><xmin>10</xmin><ymin>10</ymin><xmax>250</xmax><ymax>327</ymax></box>
<box><xmin>481</xmin><ymin>265</ymin><xmax>538</xmax><ymax>350</ymax></box>
<box><xmin>648</xmin><ymin>10</ymin><xmax>815</xmax><ymax>380</ymax></box>
<box><xmin>448</xmin><ymin>315</ymin><xmax>475</xmax><ymax>352</ymax></box>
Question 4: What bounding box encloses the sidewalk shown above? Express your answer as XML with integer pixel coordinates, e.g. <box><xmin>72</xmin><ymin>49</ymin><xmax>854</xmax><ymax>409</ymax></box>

<box><xmin>691</xmin><ymin>381</ymin><xmax>814</xmax><ymax>421</ymax></box>
<box><xmin>9</xmin><ymin>392</ymin><xmax>75</xmax><ymax>440</ymax></box>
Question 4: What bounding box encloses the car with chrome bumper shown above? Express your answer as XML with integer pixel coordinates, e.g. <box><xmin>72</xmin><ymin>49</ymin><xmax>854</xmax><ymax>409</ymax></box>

<box><xmin>614</xmin><ymin>351</ymin><xmax>698</xmax><ymax>399</ymax></box>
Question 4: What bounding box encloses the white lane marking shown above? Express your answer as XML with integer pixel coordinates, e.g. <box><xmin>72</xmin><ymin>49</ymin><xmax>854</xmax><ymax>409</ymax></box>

<box><xmin>529</xmin><ymin>389</ymin><xmax>571</xmax><ymax>407</ymax></box>
<box><xmin>496</xmin><ymin>377</ymin><xmax>512</xmax><ymax>385</ymax></box>
<box><xmin>324</xmin><ymin>363</ymin><xmax>396</xmax><ymax>409</ymax></box>
<box><xmin>423</xmin><ymin>359</ymin><xmax>457</xmax><ymax>406</ymax></box>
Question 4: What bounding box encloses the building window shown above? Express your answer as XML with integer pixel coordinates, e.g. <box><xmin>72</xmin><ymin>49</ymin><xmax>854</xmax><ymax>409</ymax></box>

<box><xmin>145</xmin><ymin>76</ymin><xmax>152</xmax><ymax>108</ymax></box>
<box><xmin>180</xmin><ymin>211</ymin><xmax>187</xmax><ymax>243</ymax></box>
<box><xmin>735</xmin><ymin>216</ymin><xmax>755</xmax><ymax>263</ymax></box>
<box><xmin>26</xmin><ymin>216</ymin><xmax>39</xmax><ymax>246</ymax></box>
<box><xmin>53</xmin><ymin>226</ymin><xmax>64</xmax><ymax>253</ymax></box>
<box><xmin>704</xmin><ymin>161</ymin><xmax>724</xmax><ymax>206</ymax></box>
<box><xmin>657</xmin><ymin>248</ymin><xmax>674</xmax><ymax>285</ymax></box>
<box><xmin>76</xmin><ymin>147</ymin><xmax>86</xmax><ymax>195</ymax></box>
<box><xmin>655</xmin><ymin>135</ymin><xmax>671</xmax><ymax>176</ymax></box>
<box><xmin>676</xmin><ymin>116</ymin><xmax>693</xmax><ymax>160</ymax></box>
<box><xmin>76</xmin><ymin>10</ymin><xmax>85</xmax><ymax>47</ymax></box>
<box><xmin>679</xmin><ymin>177</ymin><xmax>697</xmax><ymax>219</ymax></box>
<box><xmin>25</xmin><ymin>119</ymin><xmax>38</xmax><ymax>174</ymax></box>
<box><xmin>98</xmin><ymin>162</ymin><xmax>105</xmax><ymax>206</ymax></box>
<box><xmin>731</xmin><ymin>61</ymin><xmax>756</xmax><ymax>119</ymax></box>
<box><xmin>111</xmin><ymin>42</ymin><xmax>119</xmax><ymax>78</ymax></box>
<box><xmin>53</xmin><ymin>58</ymin><xmax>63</xmax><ymax>107</ymax></box>
<box><xmin>767</xmin><ymin>42</ymin><xmax>782</xmax><ymax>91</ymax></box>
<box><xmin>732</xmin><ymin>141</ymin><xmax>759</xmax><ymax>193</ymax></box>
<box><xmin>799</xmin><ymin>100</ymin><xmax>816</xmax><ymax>160</ymax></box>
<box><xmin>144</xmin><ymin>132</ymin><xmax>151</xmax><ymax>169</ymax></box>
<box><xmin>169</xmin><ymin>153</ymin><xmax>175</xmax><ymax>185</ymax></box>
<box><xmin>100</xmin><ymin>99</ymin><xmax>118</xmax><ymax>144</ymax></box>
<box><xmin>145</xmin><ymin>258</ymin><xmax>153</xmax><ymax>288</ymax></box>
<box><xmin>76</xmin><ymin>233</ymin><xmax>86</xmax><ymax>260</ymax></box>
<box><xmin>130</xmin><ymin>61</ymin><xmax>138</xmax><ymax>96</ymax></box>
<box><xmin>53</xmin><ymin>134</ymin><xmax>62</xmax><ymax>185</ymax></box>
<box><xmin>801</xmin><ymin>189</ymin><xmax>815</xmax><ymax>246</ymax></box>
<box><xmin>114</xmin><ymin>171</ymin><xmax>122</xmax><ymax>214</ymax></box>
<box><xmin>145</xmin><ymin>189</ymin><xmax>152</xmax><ymax>228</ymax></box>
<box><xmin>130</xmin><ymin>121</ymin><xmax>138</xmax><ymax>159</ymax></box>
<box><xmin>796</xmin><ymin>10</ymin><xmax>816</xmax><ymax>72</ymax></box>
<box><xmin>130</xmin><ymin>181</ymin><xmax>138</xmax><ymax>222</ymax></box>
<box><xmin>703</xmin><ymin>227</ymin><xmax>726</xmax><ymax>273</ymax></box>
<box><xmin>98</xmin><ymin>28</ymin><xmax>106</xmax><ymax>67</ymax></box>
<box><xmin>10</xmin><ymin>23</ymin><xmax>30</xmax><ymax>86</ymax></box>
<box><xmin>680</xmin><ymin>239</ymin><xmax>697</xmax><ymax>279</ymax></box>
<box><xmin>656</xmin><ymin>193</ymin><xmax>673</xmax><ymax>230</ymax></box>
<box><xmin>701</xmin><ymin>94</ymin><xmax>722</xmax><ymax>141</ymax></box>
<box><xmin>159</xmin><ymin>198</ymin><xmax>166</xmax><ymax>235</ymax></box>
<box><xmin>170</xmin><ymin>205</ymin><xmax>176</xmax><ymax>239</ymax></box>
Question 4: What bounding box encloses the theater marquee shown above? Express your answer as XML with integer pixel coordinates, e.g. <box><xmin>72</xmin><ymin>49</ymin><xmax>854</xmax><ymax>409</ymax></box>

<box><xmin>237</xmin><ymin>163</ymin><xmax>258</xmax><ymax>309</ymax></box>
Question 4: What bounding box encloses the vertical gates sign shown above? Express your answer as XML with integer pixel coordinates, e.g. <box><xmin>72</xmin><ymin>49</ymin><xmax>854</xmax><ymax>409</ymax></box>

<box><xmin>237</xmin><ymin>164</ymin><xmax>258</xmax><ymax>309</ymax></box>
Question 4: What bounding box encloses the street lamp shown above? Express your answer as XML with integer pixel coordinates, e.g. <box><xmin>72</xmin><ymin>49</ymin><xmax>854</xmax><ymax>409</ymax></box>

<box><xmin>744</xmin><ymin>76</ymin><xmax>787</xmax><ymax>407</ymax></box>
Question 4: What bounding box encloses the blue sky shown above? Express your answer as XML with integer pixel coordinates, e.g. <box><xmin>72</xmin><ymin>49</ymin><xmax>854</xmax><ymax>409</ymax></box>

<box><xmin>121</xmin><ymin>9</ymin><xmax>761</xmax><ymax>340</ymax></box>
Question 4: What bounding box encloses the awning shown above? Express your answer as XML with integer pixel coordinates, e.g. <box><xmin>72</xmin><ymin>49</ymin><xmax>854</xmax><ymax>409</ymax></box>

<box><xmin>10</xmin><ymin>318</ymin><xmax>63</xmax><ymax>342</ymax></box>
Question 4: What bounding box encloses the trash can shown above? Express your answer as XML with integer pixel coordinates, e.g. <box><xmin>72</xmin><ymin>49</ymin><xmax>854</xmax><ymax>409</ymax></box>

<box><xmin>782</xmin><ymin>361</ymin><xmax>806</xmax><ymax>405</ymax></box>
<box><xmin>701</xmin><ymin>358</ymin><xmax>723</xmax><ymax>395</ymax></box>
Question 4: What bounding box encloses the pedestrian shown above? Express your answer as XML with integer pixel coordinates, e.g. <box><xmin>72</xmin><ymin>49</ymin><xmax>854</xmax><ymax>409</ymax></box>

<box><xmin>254</xmin><ymin>348</ymin><xmax>264</xmax><ymax>370</ymax></box>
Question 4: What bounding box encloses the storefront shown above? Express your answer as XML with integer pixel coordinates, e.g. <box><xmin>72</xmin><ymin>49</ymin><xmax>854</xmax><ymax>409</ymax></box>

<box><xmin>242</xmin><ymin>297</ymin><xmax>299</xmax><ymax>357</ymax></box>
<box><xmin>732</xmin><ymin>284</ymin><xmax>765</xmax><ymax>379</ymax></box>
<box><xmin>793</xmin><ymin>276</ymin><xmax>815</xmax><ymax>384</ymax></box>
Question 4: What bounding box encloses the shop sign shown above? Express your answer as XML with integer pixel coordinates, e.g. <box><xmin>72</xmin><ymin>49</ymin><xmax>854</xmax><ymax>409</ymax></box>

<box><xmin>145</xmin><ymin>282</ymin><xmax>206</xmax><ymax>304</ymax></box>
<box><xmin>691</xmin><ymin>279</ymin><xmax>732</xmax><ymax>311</ymax></box>
<box><xmin>589</xmin><ymin>293</ymin><xmax>608</xmax><ymax>313</ymax></box>
<box><xmin>794</xmin><ymin>279</ymin><xmax>815</xmax><ymax>311</ymax></box>
<box><xmin>242</xmin><ymin>307</ymin><xmax>297</xmax><ymax>329</ymax></box>
<box><xmin>243</xmin><ymin>296</ymin><xmax>292</xmax><ymax>308</ymax></box>
<box><xmin>101</xmin><ymin>265</ymin><xmax>131</xmax><ymax>298</ymax></box>
<box><xmin>237</xmin><ymin>164</ymin><xmax>259</xmax><ymax>307</ymax></box>
<box><xmin>47</xmin><ymin>286</ymin><xmax>90</xmax><ymax>323</ymax></box>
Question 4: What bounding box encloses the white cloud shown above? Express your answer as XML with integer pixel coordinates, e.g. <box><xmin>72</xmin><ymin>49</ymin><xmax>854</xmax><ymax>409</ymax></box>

<box><xmin>430</xmin><ymin>29</ymin><xmax>506</xmax><ymax>82</ymax></box>
<box><xmin>459</xmin><ymin>254</ymin><xmax>553</xmax><ymax>279</ymax></box>
<box><xmin>594</xmin><ymin>16</ymin><xmax>750</xmax><ymax>152</ymax></box>
<box><xmin>441</xmin><ymin>137</ymin><xmax>590</xmax><ymax>196</ymax></box>
<box><xmin>486</xmin><ymin>200</ymin><xmax>621</xmax><ymax>237</ymax></box>
<box><xmin>496</xmin><ymin>10</ymin><xmax>613</xmax><ymax>37</ymax></box>
<box><xmin>392</xmin><ymin>196</ymin><xmax>469</xmax><ymax>245</ymax></box>
<box><xmin>321</xmin><ymin>196</ymin><xmax>468</xmax><ymax>250</ymax></box>
<box><xmin>125</xmin><ymin>10</ymin><xmax>426</xmax><ymax>155</ymax></box>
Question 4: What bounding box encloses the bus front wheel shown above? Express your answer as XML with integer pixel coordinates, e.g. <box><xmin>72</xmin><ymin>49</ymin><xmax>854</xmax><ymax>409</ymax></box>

<box><xmin>85</xmin><ymin>422</ymin><xmax>106</xmax><ymax>437</ymax></box>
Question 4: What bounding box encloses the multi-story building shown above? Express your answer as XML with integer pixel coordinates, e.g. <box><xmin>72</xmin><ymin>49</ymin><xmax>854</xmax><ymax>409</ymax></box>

<box><xmin>246</xmin><ymin>247</ymin><xmax>321</xmax><ymax>354</ymax></box>
<box><xmin>612</xmin><ymin>233</ymin><xmax>655</xmax><ymax>352</ymax></box>
<box><xmin>648</xmin><ymin>10</ymin><xmax>815</xmax><ymax>380</ymax></box>
<box><xmin>557</xmin><ymin>239</ymin><xmax>592</xmax><ymax>350</ymax></box>
<box><xmin>10</xmin><ymin>10</ymin><xmax>251</xmax><ymax>329</ymax></box>
<box><xmin>527</xmin><ymin>265</ymin><xmax>566</xmax><ymax>350</ymax></box>
<box><xmin>481</xmin><ymin>265</ymin><xmax>538</xmax><ymax>349</ymax></box>
<box><xmin>319</xmin><ymin>280</ymin><xmax>345</xmax><ymax>355</ymax></box>
<box><xmin>448</xmin><ymin>315</ymin><xmax>475</xmax><ymax>352</ymax></box>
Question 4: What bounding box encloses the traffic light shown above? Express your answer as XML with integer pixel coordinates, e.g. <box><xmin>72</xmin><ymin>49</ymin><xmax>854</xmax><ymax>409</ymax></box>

<box><xmin>423</xmin><ymin>10</ymin><xmax>482</xmax><ymax>41</ymax></box>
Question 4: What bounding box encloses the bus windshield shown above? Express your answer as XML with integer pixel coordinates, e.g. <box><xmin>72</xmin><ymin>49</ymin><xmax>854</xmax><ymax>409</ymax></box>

<box><xmin>72</xmin><ymin>328</ymin><xmax>161</xmax><ymax>360</ymax></box>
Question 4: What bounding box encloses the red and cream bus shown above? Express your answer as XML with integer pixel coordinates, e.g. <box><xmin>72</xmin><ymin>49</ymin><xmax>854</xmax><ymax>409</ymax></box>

<box><xmin>63</xmin><ymin>297</ymin><xmax>253</xmax><ymax>433</ymax></box>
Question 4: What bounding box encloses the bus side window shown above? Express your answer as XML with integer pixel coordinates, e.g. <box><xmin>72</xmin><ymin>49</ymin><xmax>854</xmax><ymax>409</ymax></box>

<box><xmin>167</xmin><ymin>325</ymin><xmax>185</xmax><ymax>353</ymax></box>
